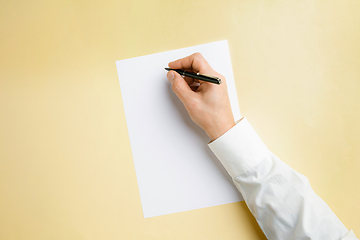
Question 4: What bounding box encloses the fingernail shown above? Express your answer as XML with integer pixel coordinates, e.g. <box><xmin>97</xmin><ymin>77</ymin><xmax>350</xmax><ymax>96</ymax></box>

<box><xmin>167</xmin><ymin>71</ymin><xmax>175</xmax><ymax>83</ymax></box>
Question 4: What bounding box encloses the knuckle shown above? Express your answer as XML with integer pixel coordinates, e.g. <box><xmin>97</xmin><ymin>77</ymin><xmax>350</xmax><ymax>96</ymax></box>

<box><xmin>193</xmin><ymin>52</ymin><xmax>203</xmax><ymax>59</ymax></box>
<box><xmin>192</xmin><ymin>52</ymin><xmax>210</xmax><ymax>71</ymax></box>
<box><xmin>172</xmin><ymin>80</ymin><xmax>180</xmax><ymax>92</ymax></box>
<box><xmin>172</xmin><ymin>79</ymin><xmax>184</xmax><ymax>94</ymax></box>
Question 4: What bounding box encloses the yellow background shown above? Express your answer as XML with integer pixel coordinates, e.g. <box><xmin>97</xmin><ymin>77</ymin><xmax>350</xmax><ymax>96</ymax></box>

<box><xmin>1</xmin><ymin>0</ymin><xmax>359</xmax><ymax>239</ymax></box>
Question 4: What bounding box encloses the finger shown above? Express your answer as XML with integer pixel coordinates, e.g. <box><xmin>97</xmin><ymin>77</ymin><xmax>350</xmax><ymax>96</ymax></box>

<box><xmin>184</xmin><ymin>76</ymin><xmax>194</xmax><ymax>86</ymax></box>
<box><xmin>174</xmin><ymin>68</ymin><xmax>201</xmax><ymax>85</ymax></box>
<box><xmin>168</xmin><ymin>52</ymin><xmax>216</xmax><ymax>75</ymax></box>
<box><xmin>190</xmin><ymin>85</ymin><xmax>199</xmax><ymax>92</ymax></box>
<box><xmin>170</xmin><ymin>72</ymin><xmax>194</xmax><ymax>86</ymax></box>
<box><xmin>189</xmin><ymin>82</ymin><xmax>200</xmax><ymax>92</ymax></box>
<box><xmin>167</xmin><ymin>71</ymin><xmax>196</xmax><ymax>105</ymax></box>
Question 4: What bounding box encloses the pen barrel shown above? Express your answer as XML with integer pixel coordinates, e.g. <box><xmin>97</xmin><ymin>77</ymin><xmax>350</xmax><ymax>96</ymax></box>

<box><xmin>182</xmin><ymin>71</ymin><xmax>221</xmax><ymax>84</ymax></box>
<box><xmin>192</xmin><ymin>74</ymin><xmax>220</xmax><ymax>84</ymax></box>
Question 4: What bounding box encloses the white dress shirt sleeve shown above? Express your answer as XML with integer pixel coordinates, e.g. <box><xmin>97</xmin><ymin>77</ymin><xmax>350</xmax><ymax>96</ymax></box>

<box><xmin>208</xmin><ymin>118</ymin><xmax>357</xmax><ymax>240</ymax></box>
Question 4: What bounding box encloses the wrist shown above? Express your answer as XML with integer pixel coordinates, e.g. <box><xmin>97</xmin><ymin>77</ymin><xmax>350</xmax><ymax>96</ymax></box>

<box><xmin>206</xmin><ymin>119</ymin><xmax>236</xmax><ymax>141</ymax></box>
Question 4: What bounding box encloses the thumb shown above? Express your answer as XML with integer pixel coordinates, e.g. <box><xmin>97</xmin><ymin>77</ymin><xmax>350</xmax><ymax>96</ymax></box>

<box><xmin>167</xmin><ymin>71</ymin><xmax>194</xmax><ymax>104</ymax></box>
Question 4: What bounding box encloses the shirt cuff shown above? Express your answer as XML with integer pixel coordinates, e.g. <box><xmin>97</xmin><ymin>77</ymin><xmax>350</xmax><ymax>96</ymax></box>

<box><xmin>341</xmin><ymin>230</ymin><xmax>358</xmax><ymax>240</ymax></box>
<box><xmin>208</xmin><ymin>118</ymin><xmax>269</xmax><ymax>177</ymax></box>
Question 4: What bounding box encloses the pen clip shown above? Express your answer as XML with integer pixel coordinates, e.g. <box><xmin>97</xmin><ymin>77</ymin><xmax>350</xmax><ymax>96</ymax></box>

<box><xmin>196</xmin><ymin>72</ymin><xmax>220</xmax><ymax>80</ymax></box>
<box><xmin>197</xmin><ymin>73</ymin><xmax>222</xmax><ymax>83</ymax></box>
<box><xmin>203</xmin><ymin>74</ymin><xmax>220</xmax><ymax>80</ymax></box>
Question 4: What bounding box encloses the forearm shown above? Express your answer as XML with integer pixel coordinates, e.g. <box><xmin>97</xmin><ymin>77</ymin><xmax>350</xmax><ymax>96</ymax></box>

<box><xmin>233</xmin><ymin>153</ymin><xmax>347</xmax><ymax>239</ymax></box>
<box><xmin>209</xmin><ymin>118</ymin><xmax>351</xmax><ymax>240</ymax></box>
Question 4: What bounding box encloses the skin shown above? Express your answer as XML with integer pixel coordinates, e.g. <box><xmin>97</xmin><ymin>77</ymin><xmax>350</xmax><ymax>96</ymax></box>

<box><xmin>167</xmin><ymin>53</ymin><xmax>236</xmax><ymax>141</ymax></box>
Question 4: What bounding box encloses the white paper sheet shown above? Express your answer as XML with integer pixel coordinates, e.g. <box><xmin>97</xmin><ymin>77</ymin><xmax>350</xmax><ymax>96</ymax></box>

<box><xmin>116</xmin><ymin>40</ymin><xmax>243</xmax><ymax>218</ymax></box>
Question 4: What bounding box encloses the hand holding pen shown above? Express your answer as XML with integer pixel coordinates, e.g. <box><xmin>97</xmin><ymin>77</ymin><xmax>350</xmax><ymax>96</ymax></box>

<box><xmin>166</xmin><ymin>52</ymin><xmax>235</xmax><ymax>141</ymax></box>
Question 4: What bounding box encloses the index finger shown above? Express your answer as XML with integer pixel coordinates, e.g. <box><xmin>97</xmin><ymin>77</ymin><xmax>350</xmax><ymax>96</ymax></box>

<box><xmin>168</xmin><ymin>52</ymin><xmax>216</xmax><ymax>75</ymax></box>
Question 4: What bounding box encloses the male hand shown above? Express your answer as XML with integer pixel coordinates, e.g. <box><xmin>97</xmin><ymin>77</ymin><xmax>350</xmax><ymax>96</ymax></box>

<box><xmin>167</xmin><ymin>53</ymin><xmax>235</xmax><ymax>141</ymax></box>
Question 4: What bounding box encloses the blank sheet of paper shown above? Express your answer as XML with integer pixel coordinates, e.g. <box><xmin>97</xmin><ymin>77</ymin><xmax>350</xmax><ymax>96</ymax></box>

<box><xmin>116</xmin><ymin>40</ymin><xmax>243</xmax><ymax>218</ymax></box>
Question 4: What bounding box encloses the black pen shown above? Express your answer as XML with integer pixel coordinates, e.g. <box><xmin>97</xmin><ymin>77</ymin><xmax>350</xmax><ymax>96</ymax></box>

<box><xmin>165</xmin><ymin>68</ymin><xmax>222</xmax><ymax>85</ymax></box>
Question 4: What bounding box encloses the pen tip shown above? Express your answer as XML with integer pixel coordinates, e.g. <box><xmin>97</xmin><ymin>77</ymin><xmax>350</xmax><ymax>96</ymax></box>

<box><xmin>165</xmin><ymin>68</ymin><xmax>171</xmax><ymax>71</ymax></box>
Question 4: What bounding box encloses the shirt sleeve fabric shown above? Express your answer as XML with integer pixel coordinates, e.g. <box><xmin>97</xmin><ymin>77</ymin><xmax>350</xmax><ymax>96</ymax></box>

<box><xmin>208</xmin><ymin>118</ymin><xmax>358</xmax><ymax>240</ymax></box>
